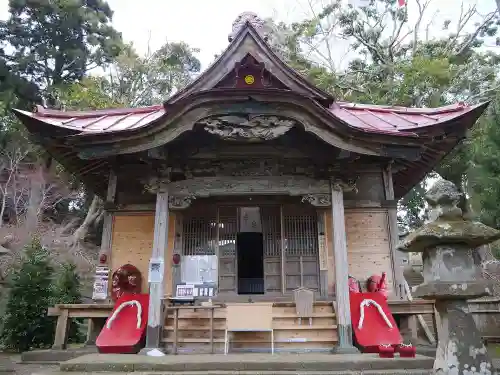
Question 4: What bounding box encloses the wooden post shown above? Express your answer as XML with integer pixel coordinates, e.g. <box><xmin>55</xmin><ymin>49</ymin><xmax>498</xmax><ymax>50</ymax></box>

<box><xmin>84</xmin><ymin>318</ymin><xmax>106</xmax><ymax>346</ymax></box>
<box><xmin>52</xmin><ymin>309</ymin><xmax>69</xmax><ymax>350</ymax></box>
<box><xmin>382</xmin><ymin>163</ymin><xmax>405</xmax><ymax>299</ymax></box>
<box><xmin>141</xmin><ymin>186</ymin><xmax>169</xmax><ymax>354</ymax></box>
<box><xmin>101</xmin><ymin>170</ymin><xmax>117</xmax><ymax>260</ymax></box>
<box><xmin>331</xmin><ymin>181</ymin><xmax>359</xmax><ymax>353</ymax></box>
<box><xmin>280</xmin><ymin>204</ymin><xmax>286</xmax><ymax>295</ymax></box>
<box><xmin>92</xmin><ymin>170</ymin><xmax>116</xmax><ymax>302</ymax></box>
<box><xmin>172</xmin><ymin>213</ymin><xmax>183</xmax><ymax>296</ymax></box>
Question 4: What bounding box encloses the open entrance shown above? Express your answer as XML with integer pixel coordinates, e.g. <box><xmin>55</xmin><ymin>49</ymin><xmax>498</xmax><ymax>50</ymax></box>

<box><xmin>237</xmin><ymin>232</ymin><xmax>265</xmax><ymax>294</ymax></box>
<box><xmin>237</xmin><ymin>207</ymin><xmax>265</xmax><ymax>294</ymax></box>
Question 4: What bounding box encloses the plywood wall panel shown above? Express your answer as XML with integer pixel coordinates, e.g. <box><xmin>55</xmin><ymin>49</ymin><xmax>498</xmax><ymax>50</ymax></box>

<box><xmin>345</xmin><ymin>209</ymin><xmax>392</xmax><ymax>292</ymax></box>
<box><xmin>110</xmin><ymin>212</ymin><xmax>175</xmax><ymax>294</ymax></box>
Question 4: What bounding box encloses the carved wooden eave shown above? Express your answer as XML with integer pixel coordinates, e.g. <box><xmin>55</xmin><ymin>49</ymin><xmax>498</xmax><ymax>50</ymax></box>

<box><xmin>144</xmin><ymin>175</ymin><xmax>359</xmax><ymax>210</ymax></box>
<box><xmin>165</xmin><ymin>22</ymin><xmax>334</xmax><ymax>107</ymax></box>
<box><xmin>60</xmin><ymin>90</ymin><xmax>438</xmax><ymax>160</ymax></box>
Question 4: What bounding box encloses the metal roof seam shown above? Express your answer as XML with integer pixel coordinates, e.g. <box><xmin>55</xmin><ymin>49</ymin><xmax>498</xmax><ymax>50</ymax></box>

<box><xmin>101</xmin><ymin>112</ymin><xmax>137</xmax><ymax>131</ymax></box>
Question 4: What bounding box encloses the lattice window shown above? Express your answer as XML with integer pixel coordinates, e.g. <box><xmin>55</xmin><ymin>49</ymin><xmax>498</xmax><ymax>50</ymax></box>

<box><xmin>261</xmin><ymin>206</ymin><xmax>281</xmax><ymax>257</ymax></box>
<box><xmin>218</xmin><ymin>206</ymin><xmax>237</xmax><ymax>257</ymax></box>
<box><xmin>283</xmin><ymin>205</ymin><xmax>318</xmax><ymax>256</ymax></box>
<box><xmin>182</xmin><ymin>206</ymin><xmax>217</xmax><ymax>256</ymax></box>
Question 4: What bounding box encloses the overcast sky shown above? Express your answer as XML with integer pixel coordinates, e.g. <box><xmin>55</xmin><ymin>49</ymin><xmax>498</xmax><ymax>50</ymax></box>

<box><xmin>0</xmin><ymin>0</ymin><xmax>497</xmax><ymax>70</ymax></box>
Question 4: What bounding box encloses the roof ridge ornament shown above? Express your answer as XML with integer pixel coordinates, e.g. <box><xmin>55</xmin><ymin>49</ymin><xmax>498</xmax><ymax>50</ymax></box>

<box><xmin>228</xmin><ymin>12</ymin><xmax>268</xmax><ymax>42</ymax></box>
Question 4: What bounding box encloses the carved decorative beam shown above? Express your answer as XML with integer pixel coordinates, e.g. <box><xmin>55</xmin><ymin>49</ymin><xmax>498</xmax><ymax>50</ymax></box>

<box><xmin>198</xmin><ymin>114</ymin><xmax>296</xmax><ymax>142</ymax></box>
<box><xmin>145</xmin><ymin>176</ymin><xmax>170</xmax><ymax>194</ymax></box>
<box><xmin>301</xmin><ymin>194</ymin><xmax>331</xmax><ymax>207</ymax></box>
<box><xmin>168</xmin><ymin>195</ymin><xmax>196</xmax><ymax>210</ymax></box>
<box><xmin>301</xmin><ymin>177</ymin><xmax>358</xmax><ymax>207</ymax></box>
<box><xmin>144</xmin><ymin>175</ymin><xmax>362</xmax><ymax>209</ymax></box>
<box><xmin>331</xmin><ymin>177</ymin><xmax>359</xmax><ymax>194</ymax></box>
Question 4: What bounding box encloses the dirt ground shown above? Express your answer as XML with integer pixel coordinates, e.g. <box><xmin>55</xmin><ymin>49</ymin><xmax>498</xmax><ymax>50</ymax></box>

<box><xmin>0</xmin><ymin>354</ymin><xmax>57</xmax><ymax>375</ymax></box>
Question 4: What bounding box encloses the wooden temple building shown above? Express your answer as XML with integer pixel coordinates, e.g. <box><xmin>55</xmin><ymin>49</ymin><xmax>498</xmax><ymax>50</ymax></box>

<box><xmin>14</xmin><ymin>12</ymin><xmax>488</xmax><ymax>355</ymax></box>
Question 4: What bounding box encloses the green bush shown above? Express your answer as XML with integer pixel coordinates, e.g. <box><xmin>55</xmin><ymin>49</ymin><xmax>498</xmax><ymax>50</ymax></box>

<box><xmin>52</xmin><ymin>262</ymin><xmax>84</xmax><ymax>343</ymax></box>
<box><xmin>1</xmin><ymin>237</ymin><xmax>54</xmax><ymax>352</ymax></box>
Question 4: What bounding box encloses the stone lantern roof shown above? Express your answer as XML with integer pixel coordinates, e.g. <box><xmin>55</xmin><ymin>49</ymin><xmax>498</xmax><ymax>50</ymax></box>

<box><xmin>397</xmin><ymin>179</ymin><xmax>500</xmax><ymax>253</ymax></box>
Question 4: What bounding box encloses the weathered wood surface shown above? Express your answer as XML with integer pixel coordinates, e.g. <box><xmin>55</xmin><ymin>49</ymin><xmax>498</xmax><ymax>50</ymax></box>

<box><xmin>345</xmin><ymin>208</ymin><xmax>393</xmax><ymax>293</ymax></box>
<box><xmin>163</xmin><ymin>302</ymin><xmax>337</xmax><ymax>354</ymax></box>
<box><xmin>145</xmin><ymin>190</ymin><xmax>170</xmax><ymax>350</ymax></box>
<box><xmin>330</xmin><ymin>183</ymin><xmax>356</xmax><ymax>351</ymax></box>
<box><xmin>45</xmin><ymin>298</ymin><xmax>500</xmax><ymax>352</ymax></box>
<box><xmin>382</xmin><ymin>164</ymin><xmax>405</xmax><ymax>299</ymax></box>
<box><xmin>48</xmin><ymin>304</ymin><xmax>111</xmax><ymax>350</ymax></box>
<box><xmin>111</xmin><ymin>214</ymin><xmax>155</xmax><ymax>293</ymax></box>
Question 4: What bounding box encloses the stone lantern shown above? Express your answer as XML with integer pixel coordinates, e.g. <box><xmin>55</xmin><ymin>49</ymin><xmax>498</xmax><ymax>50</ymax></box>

<box><xmin>398</xmin><ymin>180</ymin><xmax>499</xmax><ymax>375</ymax></box>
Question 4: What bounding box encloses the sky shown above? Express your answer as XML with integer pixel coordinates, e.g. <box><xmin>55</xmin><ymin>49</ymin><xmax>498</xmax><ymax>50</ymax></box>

<box><xmin>0</xmin><ymin>0</ymin><xmax>497</xmax><ymax>70</ymax></box>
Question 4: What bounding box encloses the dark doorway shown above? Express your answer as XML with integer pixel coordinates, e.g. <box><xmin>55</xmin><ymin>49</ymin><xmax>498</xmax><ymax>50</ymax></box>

<box><xmin>236</xmin><ymin>232</ymin><xmax>264</xmax><ymax>294</ymax></box>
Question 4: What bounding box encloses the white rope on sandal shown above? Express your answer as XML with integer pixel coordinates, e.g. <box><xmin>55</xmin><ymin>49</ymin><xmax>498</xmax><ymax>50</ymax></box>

<box><xmin>357</xmin><ymin>299</ymin><xmax>393</xmax><ymax>330</ymax></box>
<box><xmin>106</xmin><ymin>300</ymin><xmax>142</xmax><ymax>329</ymax></box>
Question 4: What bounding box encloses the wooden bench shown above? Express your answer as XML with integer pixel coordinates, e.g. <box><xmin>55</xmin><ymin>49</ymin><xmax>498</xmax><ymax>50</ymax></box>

<box><xmin>47</xmin><ymin>303</ymin><xmax>113</xmax><ymax>349</ymax></box>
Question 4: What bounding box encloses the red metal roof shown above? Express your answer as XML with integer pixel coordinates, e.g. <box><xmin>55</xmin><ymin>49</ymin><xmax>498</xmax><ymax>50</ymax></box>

<box><xmin>14</xmin><ymin>101</ymin><xmax>482</xmax><ymax>136</ymax></box>
<box><xmin>331</xmin><ymin>102</ymin><xmax>481</xmax><ymax>136</ymax></box>
<box><xmin>14</xmin><ymin>105</ymin><xmax>165</xmax><ymax>133</ymax></box>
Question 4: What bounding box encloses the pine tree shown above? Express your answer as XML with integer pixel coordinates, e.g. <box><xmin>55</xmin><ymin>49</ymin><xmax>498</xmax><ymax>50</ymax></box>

<box><xmin>1</xmin><ymin>237</ymin><xmax>54</xmax><ymax>351</ymax></box>
<box><xmin>52</xmin><ymin>262</ymin><xmax>83</xmax><ymax>343</ymax></box>
<box><xmin>471</xmin><ymin>93</ymin><xmax>500</xmax><ymax>257</ymax></box>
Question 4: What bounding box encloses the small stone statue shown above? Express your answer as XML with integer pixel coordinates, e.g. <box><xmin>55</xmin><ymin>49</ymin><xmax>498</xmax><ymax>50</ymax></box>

<box><xmin>398</xmin><ymin>180</ymin><xmax>499</xmax><ymax>375</ymax></box>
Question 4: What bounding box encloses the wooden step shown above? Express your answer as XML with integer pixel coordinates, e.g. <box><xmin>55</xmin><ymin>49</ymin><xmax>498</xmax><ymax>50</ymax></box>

<box><xmin>161</xmin><ymin>338</ymin><xmax>225</xmax><ymax>343</ymax></box>
<box><xmin>161</xmin><ymin>337</ymin><xmax>337</xmax><ymax>344</ymax></box>
<box><xmin>273</xmin><ymin>313</ymin><xmax>335</xmax><ymax>318</ymax></box>
<box><xmin>275</xmin><ymin>325</ymin><xmax>337</xmax><ymax>330</ymax></box>
<box><xmin>164</xmin><ymin>326</ymin><xmax>225</xmax><ymax>331</ymax></box>
<box><xmin>163</xmin><ymin>324</ymin><xmax>337</xmax><ymax>331</ymax></box>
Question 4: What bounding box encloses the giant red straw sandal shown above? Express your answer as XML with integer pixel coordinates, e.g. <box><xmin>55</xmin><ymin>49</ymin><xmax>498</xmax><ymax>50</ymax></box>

<box><xmin>378</xmin><ymin>344</ymin><xmax>395</xmax><ymax>358</ymax></box>
<box><xmin>395</xmin><ymin>343</ymin><xmax>416</xmax><ymax>358</ymax></box>
<box><xmin>96</xmin><ymin>293</ymin><xmax>149</xmax><ymax>354</ymax></box>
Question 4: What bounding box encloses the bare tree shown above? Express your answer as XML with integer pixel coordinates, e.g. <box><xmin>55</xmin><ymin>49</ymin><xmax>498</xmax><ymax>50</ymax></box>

<box><xmin>0</xmin><ymin>144</ymin><xmax>31</xmax><ymax>228</ymax></box>
<box><xmin>0</xmin><ymin>144</ymin><xmax>77</xmax><ymax>233</ymax></box>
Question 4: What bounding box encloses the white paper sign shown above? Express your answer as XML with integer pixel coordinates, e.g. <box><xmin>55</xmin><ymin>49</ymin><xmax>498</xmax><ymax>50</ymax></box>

<box><xmin>148</xmin><ymin>258</ymin><xmax>165</xmax><ymax>283</ymax></box>
<box><xmin>92</xmin><ymin>266</ymin><xmax>109</xmax><ymax>300</ymax></box>
<box><xmin>176</xmin><ymin>284</ymin><xmax>195</xmax><ymax>298</ymax></box>
<box><xmin>239</xmin><ymin>207</ymin><xmax>262</xmax><ymax>233</ymax></box>
<box><xmin>92</xmin><ymin>266</ymin><xmax>109</xmax><ymax>301</ymax></box>
<box><xmin>92</xmin><ymin>279</ymin><xmax>108</xmax><ymax>300</ymax></box>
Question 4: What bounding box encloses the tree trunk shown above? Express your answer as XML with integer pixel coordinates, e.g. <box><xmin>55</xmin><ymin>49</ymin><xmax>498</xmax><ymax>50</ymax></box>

<box><xmin>70</xmin><ymin>195</ymin><xmax>103</xmax><ymax>248</ymax></box>
<box><xmin>25</xmin><ymin>169</ymin><xmax>45</xmax><ymax>234</ymax></box>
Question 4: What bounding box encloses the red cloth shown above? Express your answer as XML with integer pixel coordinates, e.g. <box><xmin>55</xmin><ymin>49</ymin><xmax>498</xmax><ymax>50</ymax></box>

<box><xmin>398</xmin><ymin>0</ymin><xmax>406</xmax><ymax>6</ymax></box>
<box><xmin>350</xmin><ymin>292</ymin><xmax>402</xmax><ymax>350</ymax></box>
<box><xmin>96</xmin><ymin>293</ymin><xmax>149</xmax><ymax>354</ymax></box>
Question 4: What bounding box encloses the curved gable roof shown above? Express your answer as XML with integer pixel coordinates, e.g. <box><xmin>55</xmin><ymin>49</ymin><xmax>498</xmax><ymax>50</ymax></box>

<box><xmin>165</xmin><ymin>22</ymin><xmax>334</xmax><ymax>106</ymax></box>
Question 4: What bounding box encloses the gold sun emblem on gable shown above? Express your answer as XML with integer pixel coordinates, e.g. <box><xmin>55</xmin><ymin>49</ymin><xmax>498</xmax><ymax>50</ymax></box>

<box><xmin>244</xmin><ymin>75</ymin><xmax>255</xmax><ymax>85</ymax></box>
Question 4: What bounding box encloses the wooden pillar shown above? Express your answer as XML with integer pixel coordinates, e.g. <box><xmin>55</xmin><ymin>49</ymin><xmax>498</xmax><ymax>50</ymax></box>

<box><xmin>142</xmin><ymin>186</ymin><xmax>169</xmax><ymax>353</ymax></box>
<box><xmin>331</xmin><ymin>181</ymin><xmax>359</xmax><ymax>353</ymax></box>
<box><xmin>100</xmin><ymin>171</ymin><xmax>117</xmax><ymax>262</ymax></box>
<box><xmin>92</xmin><ymin>170</ymin><xmax>116</xmax><ymax>302</ymax></box>
<box><xmin>382</xmin><ymin>163</ymin><xmax>405</xmax><ymax>300</ymax></box>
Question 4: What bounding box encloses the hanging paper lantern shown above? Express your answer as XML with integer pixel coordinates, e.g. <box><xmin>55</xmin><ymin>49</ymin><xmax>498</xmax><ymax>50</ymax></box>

<box><xmin>172</xmin><ymin>253</ymin><xmax>181</xmax><ymax>265</ymax></box>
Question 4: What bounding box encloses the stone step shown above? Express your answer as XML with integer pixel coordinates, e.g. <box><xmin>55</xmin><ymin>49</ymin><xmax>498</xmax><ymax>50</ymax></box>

<box><xmin>36</xmin><ymin>371</ymin><xmax>433</xmax><ymax>375</ymax></box>
<box><xmin>58</xmin><ymin>353</ymin><xmax>434</xmax><ymax>374</ymax></box>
